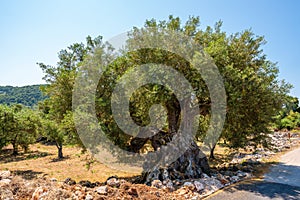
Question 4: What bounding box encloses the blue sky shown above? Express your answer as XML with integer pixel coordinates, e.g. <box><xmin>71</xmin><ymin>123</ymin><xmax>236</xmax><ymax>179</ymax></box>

<box><xmin>0</xmin><ymin>0</ymin><xmax>299</xmax><ymax>97</ymax></box>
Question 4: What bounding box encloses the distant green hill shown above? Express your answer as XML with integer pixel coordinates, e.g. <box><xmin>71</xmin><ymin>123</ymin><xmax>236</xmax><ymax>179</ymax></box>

<box><xmin>0</xmin><ymin>85</ymin><xmax>48</xmax><ymax>107</ymax></box>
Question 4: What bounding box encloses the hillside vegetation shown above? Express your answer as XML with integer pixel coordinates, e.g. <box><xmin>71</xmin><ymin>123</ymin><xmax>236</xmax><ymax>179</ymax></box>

<box><xmin>0</xmin><ymin>85</ymin><xmax>47</xmax><ymax>107</ymax></box>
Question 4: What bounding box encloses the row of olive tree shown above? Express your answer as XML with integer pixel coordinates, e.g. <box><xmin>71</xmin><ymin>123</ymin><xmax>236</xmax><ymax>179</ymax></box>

<box><xmin>0</xmin><ymin>103</ymin><xmax>78</xmax><ymax>158</ymax></box>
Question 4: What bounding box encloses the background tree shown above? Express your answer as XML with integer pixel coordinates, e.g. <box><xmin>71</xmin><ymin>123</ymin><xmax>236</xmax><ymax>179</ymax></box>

<box><xmin>38</xmin><ymin>36</ymin><xmax>102</xmax><ymax>158</ymax></box>
<box><xmin>0</xmin><ymin>104</ymin><xmax>11</xmax><ymax>150</ymax></box>
<box><xmin>273</xmin><ymin>96</ymin><xmax>300</xmax><ymax>130</ymax></box>
<box><xmin>41</xmin><ymin>117</ymin><xmax>64</xmax><ymax>158</ymax></box>
<box><xmin>279</xmin><ymin>110</ymin><xmax>300</xmax><ymax>130</ymax></box>
<box><xmin>0</xmin><ymin>104</ymin><xmax>40</xmax><ymax>155</ymax></box>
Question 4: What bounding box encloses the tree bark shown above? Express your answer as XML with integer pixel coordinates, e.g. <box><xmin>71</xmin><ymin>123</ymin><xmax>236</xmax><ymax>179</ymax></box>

<box><xmin>129</xmin><ymin>136</ymin><xmax>148</xmax><ymax>153</ymax></box>
<box><xmin>127</xmin><ymin>97</ymin><xmax>210</xmax><ymax>184</ymax></box>
<box><xmin>165</xmin><ymin>99</ymin><xmax>180</xmax><ymax>134</ymax></box>
<box><xmin>11</xmin><ymin>134</ymin><xmax>19</xmax><ymax>156</ymax></box>
<box><xmin>209</xmin><ymin>144</ymin><xmax>216</xmax><ymax>160</ymax></box>
<box><xmin>12</xmin><ymin>142</ymin><xmax>18</xmax><ymax>156</ymax></box>
<box><xmin>58</xmin><ymin>146</ymin><xmax>63</xmax><ymax>159</ymax></box>
<box><xmin>56</xmin><ymin>142</ymin><xmax>64</xmax><ymax>159</ymax></box>
<box><xmin>141</xmin><ymin>140</ymin><xmax>210</xmax><ymax>185</ymax></box>
<box><xmin>22</xmin><ymin>144</ymin><xmax>29</xmax><ymax>153</ymax></box>
<box><xmin>141</xmin><ymin>98</ymin><xmax>210</xmax><ymax>184</ymax></box>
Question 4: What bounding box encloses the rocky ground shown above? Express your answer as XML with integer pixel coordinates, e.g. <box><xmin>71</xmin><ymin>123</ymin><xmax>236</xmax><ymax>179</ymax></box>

<box><xmin>0</xmin><ymin>131</ymin><xmax>299</xmax><ymax>200</ymax></box>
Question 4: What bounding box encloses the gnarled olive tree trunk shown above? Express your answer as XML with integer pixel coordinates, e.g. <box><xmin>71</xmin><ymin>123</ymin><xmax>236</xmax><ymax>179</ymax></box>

<box><xmin>129</xmin><ymin>99</ymin><xmax>210</xmax><ymax>184</ymax></box>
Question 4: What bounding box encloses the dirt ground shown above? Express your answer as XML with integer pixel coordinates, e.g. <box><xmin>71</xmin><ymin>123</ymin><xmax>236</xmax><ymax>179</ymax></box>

<box><xmin>0</xmin><ymin>144</ymin><xmax>139</xmax><ymax>182</ymax></box>
<box><xmin>0</xmin><ymin>144</ymin><xmax>203</xmax><ymax>199</ymax></box>
<box><xmin>0</xmin><ymin>143</ymin><xmax>234</xmax><ymax>199</ymax></box>
<box><xmin>1</xmin><ymin>133</ymin><xmax>298</xmax><ymax>200</ymax></box>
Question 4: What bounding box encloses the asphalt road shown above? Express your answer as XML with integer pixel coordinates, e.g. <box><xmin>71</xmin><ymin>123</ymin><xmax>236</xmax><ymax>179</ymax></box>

<box><xmin>205</xmin><ymin>148</ymin><xmax>300</xmax><ymax>200</ymax></box>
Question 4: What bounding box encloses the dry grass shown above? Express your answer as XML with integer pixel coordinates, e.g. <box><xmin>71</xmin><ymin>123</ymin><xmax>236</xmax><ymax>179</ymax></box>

<box><xmin>207</xmin><ymin>144</ymin><xmax>236</xmax><ymax>167</ymax></box>
<box><xmin>0</xmin><ymin>144</ymin><xmax>139</xmax><ymax>182</ymax></box>
<box><xmin>1</xmin><ymin>133</ymin><xmax>299</xmax><ymax>184</ymax></box>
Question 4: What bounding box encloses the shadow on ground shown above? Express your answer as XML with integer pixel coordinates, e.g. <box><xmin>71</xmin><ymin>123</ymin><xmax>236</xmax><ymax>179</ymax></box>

<box><xmin>206</xmin><ymin>164</ymin><xmax>300</xmax><ymax>200</ymax></box>
<box><xmin>236</xmin><ymin>181</ymin><xmax>299</xmax><ymax>199</ymax></box>
<box><xmin>0</xmin><ymin>149</ymin><xmax>51</xmax><ymax>163</ymax></box>
<box><xmin>50</xmin><ymin>155</ymin><xmax>70</xmax><ymax>162</ymax></box>
<box><xmin>264</xmin><ymin>163</ymin><xmax>300</xmax><ymax>187</ymax></box>
<box><xmin>206</xmin><ymin>180</ymin><xmax>300</xmax><ymax>200</ymax></box>
<box><xmin>12</xmin><ymin>170</ymin><xmax>44</xmax><ymax>180</ymax></box>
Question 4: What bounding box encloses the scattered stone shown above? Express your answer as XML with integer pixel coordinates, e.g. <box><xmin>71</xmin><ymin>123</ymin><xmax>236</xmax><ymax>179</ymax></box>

<box><xmin>216</xmin><ymin>174</ymin><xmax>230</xmax><ymax>185</ymax></box>
<box><xmin>106</xmin><ymin>177</ymin><xmax>120</xmax><ymax>187</ymax></box>
<box><xmin>237</xmin><ymin>171</ymin><xmax>247</xmax><ymax>178</ymax></box>
<box><xmin>50</xmin><ymin>178</ymin><xmax>57</xmax><ymax>182</ymax></box>
<box><xmin>191</xmin><ymin>195</ymin><xmax>200</xmax><ymax>200</ymax></box>
<box><xmin>64</xmin><ymin>178</ymin><xmax>76</xmax><ymax>185</ymax></box>
<box><xmin>163</xmin><ymin>179</ymin><xmax>175</xmax><ymax>191</ymax></box>
<box><xmin>93</xmin><ymin>181</ymin><xmax>101</xmax><ymax>187</ymax></box>
<box><xmin>120</xmin><ymin>181</ymin><xmax>131</xmax><ymax>190</ymax></box>
<box><xmin>183</xmin><ymin>181</ymin><xmax>195</xmax><ymax>190</ymax></box>
<box><xmin>85</xmin><ymin>194</ymin><xmax>93</xmax><ymax>200</ymax></box>
<box><xmin>202</xmin><ymin>173</ymin><xmax>210</xmax><ymax>178</ymax></box>
<box><xmin>128</xmin><ymin>187</ymin><xmax>138</xmax><ymax>197</ymax></box>
<box><xmin>31</xmin><ymin>187</ymin><xmax>49</xmax><ymax>200</ymax></box>
<box><xmin>0</xmin><ymin>188</ymin><xmax>14</xmax><ymax>200</ymax></box>
<box><xmin>241</xmin><ymin>165</ymin><xmax>253</xmax><ymax>172</ymax></box>
<box><xmin>151</xmin><ymin>179</ymin><xmax>163</xmax><ymax>189</ymax></box>
<box><xmin>194</xmin><ymin>181</ymin><xmax>204</xmax><ymax>191</ymax></box>
<box><xmin>0</xmin><ymin>179</ymin><xmax>11</xmax><ymax>186</ymax></box>
<box><xmin>223</xmin><ymin>171</ymin><xmax>234</xmax><ymax>177</ymax></box>
<box><xmin>0</xmin><ymin>170</ymin><xmax>11</xmax><ymax>179</ymax></box>
<box><xmin>231</xmin><ymin>176</ymin><xmax>239</xmax><ymax>182</ymax></box>
<box><xmin>95</xmin><ymin>186</ymin><xmax>108</xmax><ymax>195</ymax></box>
<box><xmin>79</xmin><ymin>180</ymin><xmax>93</xmax><ymax>188</ymax></box>
<box><xmin>211</xmin><ymin>178</ymin><xmax>223</xmax><ymax>190</ymax></box>
<box><xmin>183</xmin><ymin>181</ymin><xmax>193</xmax><ymax>187</ymax></box>
<box><xmin>176</xmin><ymin>187</ymin><xmax>189</xmax><ymax>195</ymax></box>
<box><xmin>75</xmin><ymin>186</ymin><xmax>82</xmax><ymax>191</ymax></box>
<box><xmin>74</xmin><ymin>190</ymin><xmax>83</xmax><ymax>196</ymax></box>
<box><xmin>245</xmin><ymin>172</ymin><xmax>253</xmax><ymax>178</ymax></box>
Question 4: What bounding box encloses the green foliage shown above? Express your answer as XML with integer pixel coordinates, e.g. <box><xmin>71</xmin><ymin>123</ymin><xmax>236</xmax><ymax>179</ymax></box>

<box><xmin>0</xmin><ymin>104</ymin><xmax>41</xmax><ymax>154</ymax></box>
<box><xmin>280</xmin><ymin>111</ymin><xmax>300</xmax><ymax>130</ymax></box>
<box><xmin>38</xmin><ymin>36</ymin><xmax>102</xmax><ymax>157</ymax></box>
<box><xmin>274</xmin><ymin>96</ymin><xmax>300</xmax><ymax>130</ymax></box>
<box><xmin>80</xmin><ymin>15</ymin><xmax>291</xmax><ymax>156</ymax></box>
<box><xmin>39</xmin><ymin>15</ymin><xmax>291</xmax><ymax>159</ymax></box>
<box><xmin>0</xmin><ymin>105</ymin><xmax>11</xmax><ymax>149</ymax></box>
<box><xmin>189</xmin><ymin>19</ymin><xmax>291</xmax><ymax>148</ymax></box>
<box><xmin>127</xmin><ymin>16</ymin><xmax>291</xmax><ymax>151</ymax></box>
<box><xmin>0</xmin><ymin>85</ymin><xmax>47</xmax><ymax>107</ymax></box>
<box><xmin>41</xmin><ymin>118</ymin><xmax>62</xmax><ymax>146</ymax></box>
